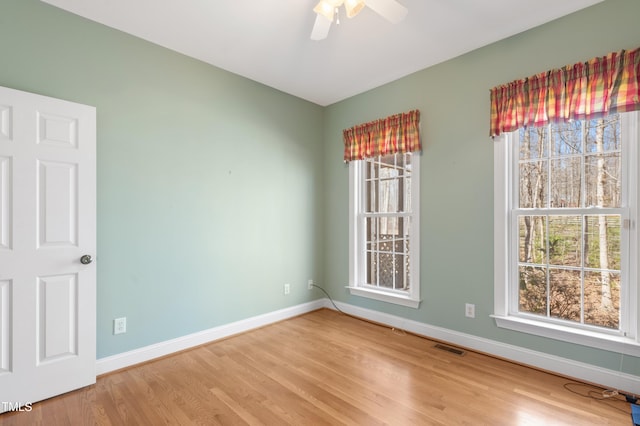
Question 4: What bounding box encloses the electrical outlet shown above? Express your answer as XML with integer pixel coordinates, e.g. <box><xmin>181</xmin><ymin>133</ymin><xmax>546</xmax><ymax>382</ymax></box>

<box><xmin>284</xmin><ymin>283</ymin><xmax>290</xmax><ymax>295</ymax></box>
<box><xmin>308</xmin><ymin>279</ymin><xmax>314</xmax><ymax>290</ymax></box>
<box><xmin>465</xmin><ymin>303</ymin><xmax>475</xmax><ymax>318</ymax></box>
<box><xmin>114</xmin><ymin>317</ymin><xmax>127</xmax><ymax>335</ymax></box>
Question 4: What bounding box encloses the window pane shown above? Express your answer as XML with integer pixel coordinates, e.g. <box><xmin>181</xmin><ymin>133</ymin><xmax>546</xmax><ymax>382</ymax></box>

<box><xmin>519</xmin><ymin>127</ymin><xmax>547</xmax><ymax>160</ymax></box>
<box><xmin>518</xmin><ymin>215</ymin><xmax>546</xmax><ymax>264</ymax></box>
<box><xmin>380</xmin><ymin>216</ymin><xmax>397</xmax><ymax>235</ymax></box>
<box><xmin>395</xmin><ymin>152</ymin><xmax>407</xmax><ymax>170</ymax></box>
<box><xmin>519</xmin><ymin>266</ymin><xmax>547</xmax><ymax>315</ymax></box>
<box><xmin>549</xmin><ymin>268</ymin><xmax>581</xmax><ymax>323</ymax></box>
<box><xmin>365</xmin><ymin>216</ymin><xmax>378</xmax><ymax>286</ymax></box>
<box><xmin>548</xmin><ymin>216</ymin><xmax>581</xmax><ymax>267</ymax></box>
<box><xmin>365</xmin><ymin>160</ymin><xmax>377</xmax><ymax>212</ymax></box>
<box><xmin>519</xmin><ymin>160</ymin><xmax>548</xmax><ymax>208</ymax></box>
<box><xmin>405</xmin><ymin>175</ymin><xmax>412</xmax><ymax>212</ymax></box>
<box><xmin>552</xmin><ymin>120</ymin><xmax>582</xmax><ymax>156</ymax></box>
<box><xmin>394</xmin><ymin>253</ymin><xmax>407</xmax><ymax>290</ymax></box>
<box><xmin>404</xmin><ymin>153</ymin><xmax>412</xmax><ymax>212</ymax></box>
<box><xmin>584</xmin><ymin>215</ymin><xmax>621</xmax><ymax>270</ymax></box>
<box><xmin>366</xmin><ymin>177</ymin><xmax>376</xmax><ymax>212</ymax></box>
<box><xmin>379</xmin><ymin>175</ymin><xmax>399</xmax><ymax>214</ymax></box>
<box><xmin>366</xmin><ymin>249</ymin><xmax>376</xmax><ymax>286</ymax></box>
<box><xmin>584</xmin><ymin>271</ymin><xmax>620</xmax><ymax>329</ymax></box>
<box><xmin>378</xmin><ymin>235</ymin><xmax>394</xmax><ymax>288</ymax></box>
<box><xmin>585</xmin><ymin>153</ymin><xmax>621</xmax><ymax>208</ymax></box>
<box><xmin>586</xmin><ymin>115</ymin><xmax>620</xmax><ymax>153</ymax></box>
<box><xmin>584</xmin><ymin>116</ymin><xmax>621</xmax><ymax>208</ymax></box>
<box><xmin>398</xmin><ymin>217</ymin><xmax>411</xmax><ymax>290</ymax></box>
<box><xmin>550</xmin><ymin>157</ymin><xmax>582</xmax><ymax>208</ymax></box>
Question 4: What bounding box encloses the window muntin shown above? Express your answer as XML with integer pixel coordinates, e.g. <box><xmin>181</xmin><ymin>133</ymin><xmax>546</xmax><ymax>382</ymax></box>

<box><xmin>511</xmin><ymin>115</ymin><xmax>628</xmax><ymax>333</ymax></box>
<box><xmin>349</xmin><ymin>152</ymin><xmax>420</xmax><ymax>308</ymax></box>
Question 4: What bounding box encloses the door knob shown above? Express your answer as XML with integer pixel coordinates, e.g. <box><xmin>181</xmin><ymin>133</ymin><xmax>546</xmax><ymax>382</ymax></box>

<box><xmin>80</xmin><ymin>255</ymin><xmax>93</xmax><ymax>265</ymax></box>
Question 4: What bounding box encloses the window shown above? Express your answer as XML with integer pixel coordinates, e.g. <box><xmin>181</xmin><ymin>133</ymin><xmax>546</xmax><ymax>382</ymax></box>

<box><xmin>348</xmin><ymin>152</ymin><xmax>420</xmax><ymax>308</ymax></box>
<box><xmin>494</xmin><ymin>112</ymin><xmax>640</xmax><ymax>355</ymax></box>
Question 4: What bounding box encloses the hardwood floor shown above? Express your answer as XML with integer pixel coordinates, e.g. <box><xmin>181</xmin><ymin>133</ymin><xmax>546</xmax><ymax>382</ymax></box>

<box><xmin>1</xmin><ymin>309</ymin><xmax>632</xmax><ymax>425</ymax></box>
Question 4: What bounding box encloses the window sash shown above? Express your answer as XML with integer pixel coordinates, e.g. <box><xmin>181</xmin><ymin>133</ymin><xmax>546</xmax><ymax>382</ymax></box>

<box><xmin>362</xmin><ymin>214</ymin><xmax>411</xmax><ymax>290</ymax></box>
<box><xmin>508</xmin><ymin>210</ymin><xmax>628</xmax><ymax>335</ymax></box>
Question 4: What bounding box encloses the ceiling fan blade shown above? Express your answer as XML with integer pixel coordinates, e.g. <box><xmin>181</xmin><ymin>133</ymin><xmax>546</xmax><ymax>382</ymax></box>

<box><xmin>310</xmin><ymin>14</ymin><xmax>332</xmax><ymax>40</ymax></box>
<box><xmin>365</xmin><ymin>0</ymin><xmax>408</xmax><ymax>24</ymax></box>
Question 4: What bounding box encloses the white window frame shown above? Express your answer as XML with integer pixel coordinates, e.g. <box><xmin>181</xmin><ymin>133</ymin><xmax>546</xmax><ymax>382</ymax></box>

<box><xmin>348</xmin><ymin>153</ymin><xmax>421</xmax><ymax>308</ymax></box>
<box><xmin>493</xmin><ymin>112</ymin><xmax>640</xmax><ymax>356</ymax></box>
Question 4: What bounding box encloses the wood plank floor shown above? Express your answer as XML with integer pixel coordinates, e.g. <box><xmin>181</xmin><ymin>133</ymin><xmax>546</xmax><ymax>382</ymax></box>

<box><xmin>1</xmin><ymin>309</ymin><xmax>632</xmax><ymax>425</ymax></box>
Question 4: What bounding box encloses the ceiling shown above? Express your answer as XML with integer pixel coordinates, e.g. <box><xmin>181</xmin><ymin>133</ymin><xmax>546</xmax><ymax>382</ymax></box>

<box><xmin>41</xmin><ymin>0</ymin><xmax>603</xmax><ymax>106</ymax></box>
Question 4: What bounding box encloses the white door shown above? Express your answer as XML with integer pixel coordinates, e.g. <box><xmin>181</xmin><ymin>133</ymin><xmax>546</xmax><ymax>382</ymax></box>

<box><xmin>0</xmin><ymin>86</ymin><xmax>96</xmax><ymax>411</ymax></box>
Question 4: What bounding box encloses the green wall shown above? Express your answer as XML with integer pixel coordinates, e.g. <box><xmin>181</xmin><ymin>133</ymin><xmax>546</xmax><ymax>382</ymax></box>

<box><xmin>323</xmin><ymin>0</ymin><xmax>640</xmax><ymax>375</ymax></box>
<box><xmin>2</xmin><ymin>0</ymin><xmax>640</xmax><ymax>376</ymax></box>
<box><xmin>0</xmin><ymin>0</ymin><xmax>324</xmax><ymax>358</ymax></box>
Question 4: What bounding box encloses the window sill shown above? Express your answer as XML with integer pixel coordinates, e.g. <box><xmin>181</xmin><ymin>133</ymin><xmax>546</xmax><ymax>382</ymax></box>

<box><xmin>347</xmin><ymin>286</ymin><xmax>421</xmax><ymax>309</ymax></box>
<box><xmin>492</xmin><ymin>314</ymin><xmax>640</xmax><ymax>357</ymax></box>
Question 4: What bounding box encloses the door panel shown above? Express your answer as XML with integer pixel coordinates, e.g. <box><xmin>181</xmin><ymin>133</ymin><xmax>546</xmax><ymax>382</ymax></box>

<box><xmin>0</xmin><ymin>279</ymin><xmax>10</xmax><ymax>374</ymax></box>
<box><xmin>0</xmin><ymin>85</ymin><xmax>95</xmax><ymax>412</ymax></box>
<box><xmin>0</xmin><ymin>156</ymin><xmax>10</xmax><ymax>250</ymax></box>
<box><xmin>37</xmin><ymin>112</ymin><xmax>78</xmax><ymax>149</ymax></box>
<box><xmin>37</xmin><ymin>274</ymin><xmax>78</xmax><ymax>362</ymax></box>
<box><xmin>38</xmin><ymin>160</ymin><xmax>78</xmax><ymax>247</ymax></box>
<box><xmin>0</xmin><ymin>105</ymin><xmax>11</xmax><ymax>141</ymax></box>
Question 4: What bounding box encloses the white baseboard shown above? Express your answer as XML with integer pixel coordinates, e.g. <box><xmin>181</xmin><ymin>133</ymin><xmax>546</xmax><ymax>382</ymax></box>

<box><xmin>330</xmin><ymin>300</ymin><xmax>640</xmax><ymax>395</ymax></box>
<box><xmin>96</xmin><ymin>297</ymin><xmax>640</xmax><ymax>395</ymax></box>
<box><xmin>96</xmin><ymin>299</ymin><xmax>326</xmax><ymax>375</ymax></box>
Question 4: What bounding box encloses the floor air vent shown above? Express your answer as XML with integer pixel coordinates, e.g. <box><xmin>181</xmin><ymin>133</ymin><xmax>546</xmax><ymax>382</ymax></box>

<box><xmin>434</xmin><ymin>343</ymin><xmax>466</xmax><ymax>356</ymax></box>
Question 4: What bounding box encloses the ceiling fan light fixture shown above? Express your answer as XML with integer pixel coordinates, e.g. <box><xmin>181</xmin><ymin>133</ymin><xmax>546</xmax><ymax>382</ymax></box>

<box><xmin>313</xmin><ymin>0</ymin><xmax>338</xmax><ymax>22</ymax></box>
<box><xmin>344</xmin><ymin>0</ymin><xmax>365</xmax><ymax>18</ymax></box>
<box><xmin>311</xmin><ymin>0</ymin><xmax>406</xmax><ymax>41</ymax></box>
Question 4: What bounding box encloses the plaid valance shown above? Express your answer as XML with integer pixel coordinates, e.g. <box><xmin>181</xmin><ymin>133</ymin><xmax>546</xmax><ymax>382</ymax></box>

<box><xmin>490</xmin><ymin>46</ymin><xmax>640</xmax><ymax>137</ymax></box>
<box><xmin>343</xmin><ymin>110</ymin><xmax>421</xmax><ymax>162</ymax></box>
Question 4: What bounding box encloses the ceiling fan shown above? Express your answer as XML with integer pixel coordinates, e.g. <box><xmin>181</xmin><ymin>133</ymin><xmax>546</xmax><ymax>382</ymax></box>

<box><xmin>310</xmin><ymin>0</ymin><xmax>408</xmax><ymax>40</ymax></box>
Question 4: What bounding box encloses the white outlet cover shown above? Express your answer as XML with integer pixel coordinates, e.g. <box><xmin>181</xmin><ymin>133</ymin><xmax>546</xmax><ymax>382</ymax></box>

<box><xmin>114</xmin><ymin>317</ymin><xmax>127</xmax><ymax>334</ymax></box>
<box><xmin>465</xmin><ymin>304</ymin><xmax>475</xmax><ymax>318</ymax></box>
